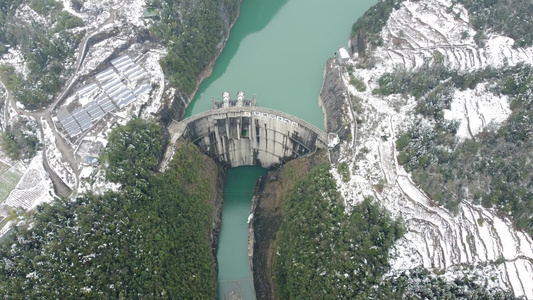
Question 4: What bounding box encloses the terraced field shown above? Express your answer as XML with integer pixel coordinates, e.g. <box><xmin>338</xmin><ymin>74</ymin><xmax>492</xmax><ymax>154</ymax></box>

<box><xmin>0</xmin><ymin>161</ymin><xmax>24</xmax><ymax>201</ymax></box>
<box><xmin>333</xmin><ymin>0</ymin><xmax>533</xmax><ymax>298</ymax></box>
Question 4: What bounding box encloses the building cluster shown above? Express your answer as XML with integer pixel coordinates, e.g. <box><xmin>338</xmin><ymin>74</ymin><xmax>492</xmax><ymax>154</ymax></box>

<box><xmin>57</xmin><ymin>55</ymin><xmax>151</xmax><ymax>138</ymax></box>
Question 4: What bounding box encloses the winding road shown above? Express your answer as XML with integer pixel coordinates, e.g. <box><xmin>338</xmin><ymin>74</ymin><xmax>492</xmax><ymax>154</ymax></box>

<box><xmin>0</xmin><ymin>5</ymin><xmax>124</xmax><ymax>198</ymax></box>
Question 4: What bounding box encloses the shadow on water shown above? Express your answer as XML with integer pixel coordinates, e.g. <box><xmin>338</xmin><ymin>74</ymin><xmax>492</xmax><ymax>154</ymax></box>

<box><xmin>185</xmin><ymin>0</ymin><xmax>288</xmax><ymax>117</ymax></box>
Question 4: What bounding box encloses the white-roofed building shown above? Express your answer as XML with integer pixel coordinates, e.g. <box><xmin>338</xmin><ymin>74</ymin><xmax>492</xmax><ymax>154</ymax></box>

<box><xmin>336</xmin><ymin>47</ymin><xmax>350</xmax><ymax>65</ymax></box>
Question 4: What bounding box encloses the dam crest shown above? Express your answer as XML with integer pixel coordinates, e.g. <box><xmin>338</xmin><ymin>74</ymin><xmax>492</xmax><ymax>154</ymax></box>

<box><xmin>166</xmin><ymin>91</ymin><xmax>337</xmax><ymax>169</ymax></box>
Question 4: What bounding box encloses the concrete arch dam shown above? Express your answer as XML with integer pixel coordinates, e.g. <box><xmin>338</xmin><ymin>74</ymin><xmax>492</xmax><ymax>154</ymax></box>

<box><xmin>167</xmin><ymin>106</ymin><xmax>328</xmax><ymax>169</ymax></box>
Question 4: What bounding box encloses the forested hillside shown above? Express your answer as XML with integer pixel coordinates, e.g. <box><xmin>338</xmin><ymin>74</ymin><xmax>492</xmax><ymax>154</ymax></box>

<box><xmin>351</xmin><ymin>0</ymin><xmax>533</xmax><ymax>53</ymax></box>
<box><xmin>0</xmin><ymin>119</ymin><xmax>219</xmax><ymax>298</ymax></box>
<box><xmin>0</xmin><ymin>0</ymin><xmax>83</xmax><ymax>109</ymax></box>
<box><xmin>270</xmin><ymin>162</ymin><xmax>514</xmax><ymax>298</ymax></box>
<box><xmin>273</xmin><ymin>163</ymin><xmax>405</xmax><ymax>298</ymax></box>
<box><xmin>0</xmin><ymin>0</ymin><xmax>242</xmax><ymax>109</ymax></box>
<box><xmin>350</xmin><ymin>0</ymin><xmax>403</xmax><ymax>55</ymax></box>
<box><xmin>456</xmin><ymin>0</ymin><xmax>533</xmax><ymax>48</ymax></box>
<box><xmin>148</xmin><ymin>0</ymin><xmax>241</xmax><ymax>93</ymax></box>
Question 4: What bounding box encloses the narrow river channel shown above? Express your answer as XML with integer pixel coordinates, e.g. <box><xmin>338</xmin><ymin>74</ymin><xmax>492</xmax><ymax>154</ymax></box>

<box><xmin>185</xmin><ymin>0</ymin><xmax>377</xmax><ymax>298</ymax></box>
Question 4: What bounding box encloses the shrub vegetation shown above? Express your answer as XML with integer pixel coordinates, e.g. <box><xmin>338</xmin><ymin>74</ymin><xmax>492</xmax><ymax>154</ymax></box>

<box><xmin>0</xmin><ymin>0</ymin><xmax>83</xmax><ymax>109</ymax></box>
<box><xmin>380</xmin><ymin>62</ymin><xmax>533</xmax><ymax>236</ymax></box>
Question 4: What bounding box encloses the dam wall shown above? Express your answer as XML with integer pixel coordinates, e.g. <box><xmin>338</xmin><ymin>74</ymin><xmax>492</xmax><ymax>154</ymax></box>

<box><xmin>167</xmin><ymin>106</ymin><xmax>328</xmax><ymax>169</ymax></box>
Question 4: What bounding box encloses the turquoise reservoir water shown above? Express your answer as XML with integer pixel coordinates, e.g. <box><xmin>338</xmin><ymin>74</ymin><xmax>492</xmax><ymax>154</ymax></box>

<box><xmin>187</xmin><ymin>0</ymin><xmax>378</xmax><ymax>299</ymax></box>
<box><xmin>186</xmin><ymin>0</ymin><xmax>377</xmax><ymax>130</ymax></box>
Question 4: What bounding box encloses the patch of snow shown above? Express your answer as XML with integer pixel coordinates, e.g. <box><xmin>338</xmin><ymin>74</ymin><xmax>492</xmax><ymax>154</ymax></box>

<box><xmin>0</xmin><ymin>81</ymin><xmax>7</xmax><ymax>131</ymax></box>
<box><xmin>515</xmin><ymin>261</ymin><xmax>533</xmax><ymax>297</ymax></box>
<box><xmin>60</xmin><ymin>0</ymin><xmax>85</xmax><ymax>21</ymax></box>
<box><xmin>374</xmin><ymin>0</ymin><xmax>533</xmax><ymax>73</ymax></box>
<box><xmin>77</xmin><ymin>164</ymin><xmax>120</xmax><ymax>195</ymax></box>
<box><xmin>6</xmin><ymin>102</ymin><xmax>19</xmax><ymax>129</ymax></box>
<box><xmin>0</xmin><ymin>48</ymin><xmax>29</xmax><ymax>80</ymax></box>
<box><xmin>15</xmin><ymin>4</ymin><xmax>49</xmax><ymax>26</ymax></box>
<box><xmin>73</xmin><ymin>0</ymin><xmax>147</xmax><ymax>30</ymax></box>
<box><xmin>0</xmin><ymin>220</ymin><xmax>15</xmax><ymax>237</ymax></box>
<box><xmin>78</xmin><ymin>94</ymin><xmax>96</xmax><ymax>107</ymax></box>
<box><xmin>79</xmin><ymin>37</ymin><xmax>129</xmax><ymax>77</ymax></box>
<box><xmin>42</xmin><ymin>117</ymin><xmax>77</xmax><ymax>190</ymax></box>
<box><xmin>112</xmin><ymin>108</ymin><xmax>132</xmax><ymax>124</ymax></box>
<box><xmin>79</xmin><ymin>166</ymin><xmax>94</xmax><ymax>179</ymax></box>
<box><xmin>505</xmin><ymin>261</ymin><xmax>524</xmax><ymax>297</ymax></box>
<box><xmin>70</xmin><ymin>0</ymin><xmax>121</xmax><ymax>29</ymax></box>
<box><xmin>121</xmin><ymin>0</ymin><xmax>147</xmax><ymax>28</ymax></box>
<box><xmin>443</xmin><ymin>83</ymin><xmax>511</xmax><ymax>141</ymax></box>
<box><xmin>61</xmin><ymin>93</ymin><xmax>78</xmax><ymax>109</ymax></box>
<box><xmin>138</xmin><ymin>48</ymin><xmax>166</xmax><ymax>118</ymax></box>
<box><xmin>76</xmin><ymin>132</ymin><xmax>118</xmax><ymax>195</ymax></box>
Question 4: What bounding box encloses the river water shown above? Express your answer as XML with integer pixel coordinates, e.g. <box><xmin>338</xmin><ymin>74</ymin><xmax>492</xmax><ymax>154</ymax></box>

<box><xmin>184</xmin><ymin>0</ymin><xmax>377</xmax><ymax>298</ymax></box>
<box><xmin>216</xmin><ymin>167</ymin><xmax>268</xmax><ymax>299</ymax></box>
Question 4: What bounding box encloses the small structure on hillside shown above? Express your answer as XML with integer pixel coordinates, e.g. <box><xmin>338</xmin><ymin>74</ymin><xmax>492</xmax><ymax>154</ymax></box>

<box><xmin>86</xmin><ymin>156</ymin><xmax>99</xmax><ymax>166</ymax></box>
<box><xmin>328</xmin><ymin>132</ymin><xmax>340</xmax><ymax>148</ymax></box>
<box><xmin>336</xmin><ymin>47</ymin><xmax>350</xmax><ymax>65</ymax></box>
<box><xmin>143</xmin><ymin>8</ymin><xmax>159</xmax><ymax>18</ymax></box>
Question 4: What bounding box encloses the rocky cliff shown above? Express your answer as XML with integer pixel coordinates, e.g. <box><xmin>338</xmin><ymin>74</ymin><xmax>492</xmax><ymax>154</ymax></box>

<box><xmin>318</xmin><ymin>57</ymin><xmax>352</xmax><ymax>163</ymax></box>
<box><xmin>210</xmin><ymin>161</ymin><xmax>226</xmax><ymax>259</ymax></box>
<box><xmin>319</xmin><ymin>58</ymin><xmax>349</xmax><ymax>138</ymax></box>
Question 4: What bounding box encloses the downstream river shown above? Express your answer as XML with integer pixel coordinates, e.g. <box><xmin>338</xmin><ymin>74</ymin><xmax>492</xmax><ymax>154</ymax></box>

<box><xmin>185</xmin><ymin>0</ymin><xmax>377</xmax><ymax>298</ymax></box>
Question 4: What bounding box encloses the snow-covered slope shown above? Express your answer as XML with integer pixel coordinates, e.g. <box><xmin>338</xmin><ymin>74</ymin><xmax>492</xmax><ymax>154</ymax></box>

<box><xmin>443</xmin><ymin>83</ymin><xmax>511</xmax><ymax>141</ymax></box>
<box><xmin>0</xmin><ymin>0</ymin><xmax>163</xmax><ymax>216</ymax></box>
<box><xmin>334</xmin><ymin>0</ymin><xmax>533</xmax><ymax>298</ymax></box>
<box><xmin>378</xmin><ymin>0</ymin><xmax>533</xmax><ymax>72</ymax></box>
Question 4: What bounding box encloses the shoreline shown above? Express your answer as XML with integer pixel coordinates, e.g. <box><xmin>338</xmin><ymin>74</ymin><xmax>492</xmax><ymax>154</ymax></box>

<box><xmin>168</xmin><ymin>1</ymin><xmax>243</xmax><ymax>122</ymax></box>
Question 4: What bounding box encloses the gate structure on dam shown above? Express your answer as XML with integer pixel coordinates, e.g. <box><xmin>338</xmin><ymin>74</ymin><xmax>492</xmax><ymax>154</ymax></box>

<box><xmin>166</xmin><ymin>91</ymin><xmax>335</xmax><ymax>169</ymax></box>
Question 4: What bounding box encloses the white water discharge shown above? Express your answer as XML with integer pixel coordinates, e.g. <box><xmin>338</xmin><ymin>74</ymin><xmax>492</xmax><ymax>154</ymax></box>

<box><xmin>333</xmin><ymin>0</ymin><xmax>533</xmax><ymax>298</ymax></box>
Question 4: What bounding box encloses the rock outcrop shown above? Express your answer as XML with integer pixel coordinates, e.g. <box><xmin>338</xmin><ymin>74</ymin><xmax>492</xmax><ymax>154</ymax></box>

<box><xmin>319</xmin><ymin>58</ymin><xmax>348</xmax><ymax>138</ymax></box>
<box><xmin>318</xmin><ymin>57</ymin><xmax>351</xmax><ymax>163</ymax></box>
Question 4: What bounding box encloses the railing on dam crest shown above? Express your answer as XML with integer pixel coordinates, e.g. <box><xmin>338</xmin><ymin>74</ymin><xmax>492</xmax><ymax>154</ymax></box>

<box><xmin>164</xmin><ymin>92</ymin><xmax>339</xmax><ymax>169</ymax></box>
